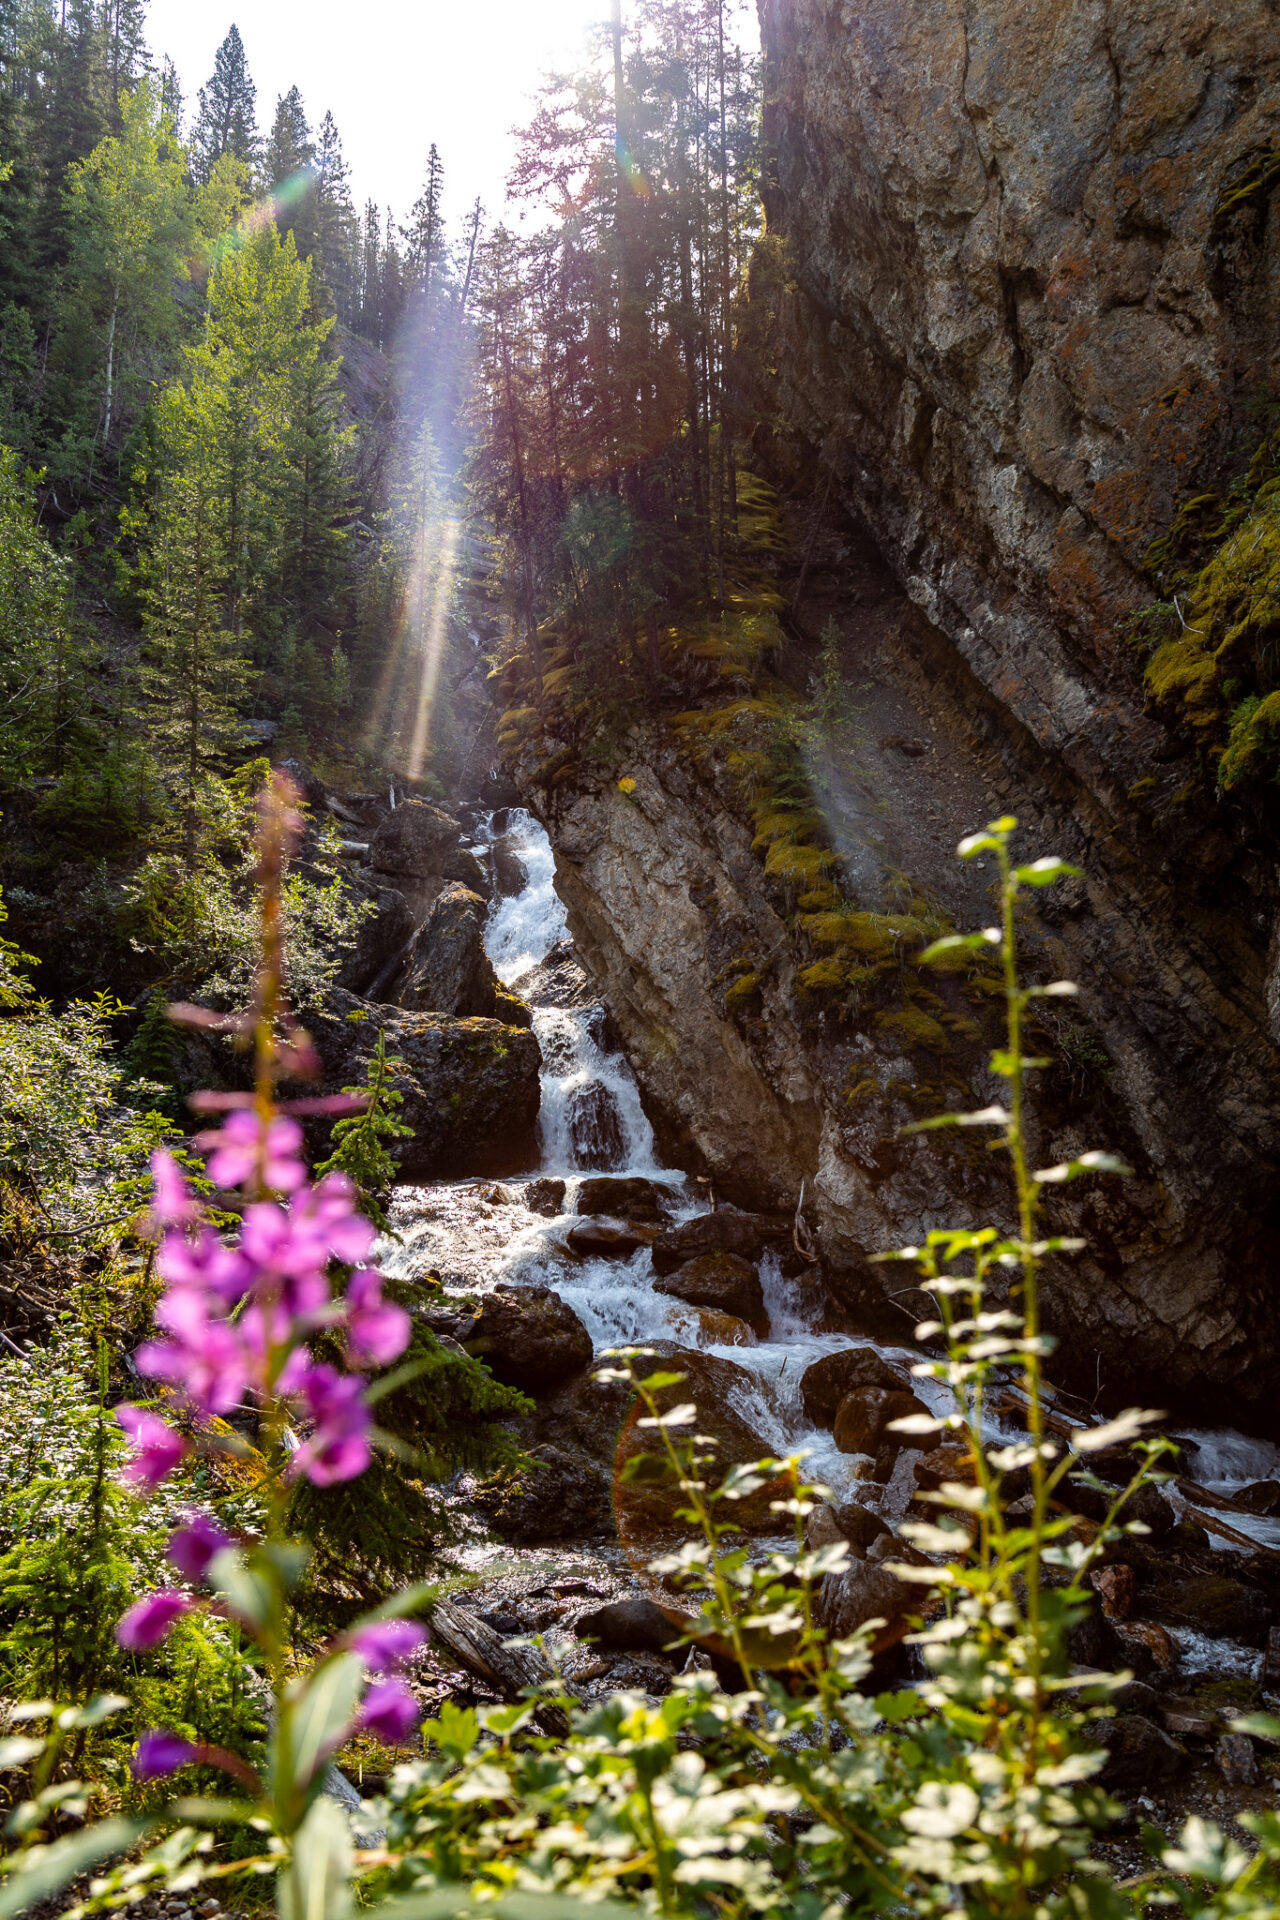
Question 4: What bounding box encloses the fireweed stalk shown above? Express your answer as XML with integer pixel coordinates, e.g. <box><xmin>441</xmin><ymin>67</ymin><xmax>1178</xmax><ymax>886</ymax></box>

<box><xmin>109</xmin><ymin>774</ymin><xmax>429</xmax><ymax>1884</ymax></box>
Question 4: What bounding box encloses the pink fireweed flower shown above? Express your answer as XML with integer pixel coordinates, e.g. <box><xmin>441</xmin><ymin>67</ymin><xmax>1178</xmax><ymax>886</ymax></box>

<box><xmin>116</xmin><ymin>1404</ymin><xmax>186</xmax><ymax>1491</ymax></box>
<box><xmin>347</xmin><ymin>1619</ymin><xmax>426</xmax><ymax>1673</ymax></box>
<box><xmin>138</xmin><ymin>1287</ymin><xmax>249</xmax><ymax>1419</ymax></box>
<box><xmin>356</xmin><ymin>1675</ymin><xmax>421</xmax><ymax>1744</ymax></box>
<box><xmin>157</xmin><ymin>1225</ymin><xmax>249</xmax><ymax>1309</ymax></box>
<box><xmin>297</xmin><ymin>1172</ymin><xmax>377</xmax><ymax>1266</ymax></box>
<box><xmin>116</xmin><ymin>1589</ymin><xmax>194</xmax><ymax>1650</ymax></box>
<box><xmin>167</xmin><ymin>1512</ymin><xmax>232</xmax><ymax>1583</ymax></box>
<box><xmin>240</xmin><ymin>1303</ymin><xmax>313</xmax><ymax>1394</ymax></box>
<box><xmin>132</xmin><ymin>1730</ymin><xmax>197</xmax><ymax>1781</ymax></box>
<box><xmin>290</xmin><ymin>1364</ymin><xmax>373</xmax><ymax>1486</ymax></box>
<box><xmin>345</xmin><ymin>1268</ymin><xmax>411</xmax><ymax>1369</ymax></box>
<box><xmin>145</xmin><ymin>1149</ymin><xmax>200</xmax><ymax>1234</ymax></box>
<box><xmin>196</xmin><ymin>1110</ymin><xmax>306</xmax><ymax>1194</ymax></box>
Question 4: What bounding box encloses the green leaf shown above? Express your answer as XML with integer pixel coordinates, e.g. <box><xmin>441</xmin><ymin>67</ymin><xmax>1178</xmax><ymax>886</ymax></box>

<box><xmin>278</xmin><ymin>1795</ymin><xmax>352</xmax><ymax>1920</ymax></box>
<box><xmin>0</xmin><ymin>1737</ymin><xmax>45</xmax><ymax>1769</ymax></box>
<box><xmin>209</xmin><ymin>1545</ymin><xmax>276</xmax><ymax>1629</ymax></box>
<box><xmin>58</xmin><ymin>1692</ymin><xmax>130</xmax><ymax>1730</ymax></box>
<box><xmin>1072</xmin><ymin>1409</ymin><xmax>1164</xmax><ymax>1453</ymax></box>
<box><xmin>0</xmin><ymin>1816</ymin><xmax>148</xmax><ymax>1920</ymax></box>
<box><xmin>279</xmin><ymin>1653</ymin><xmax>364</xmax><ymax>1794</ymax></box>
<box><xmin>906</xmin><ymin>1105</ymin><xmax>1010</xmax><ymax>1133</ymax></box>
<box><xmin>170</xmin><ymin>1797</ymin><xmax>260</xmax><ymax>1824</ymax></box>
<box><xmin>1014</xmin><ymin>857</ymin><xmax>1082</xmax><ymax>886</ymax></box>
<box><xmin>1033</xmin><ymin>1150</ymin><xmax>1133</xmax><ymax>1185</ymax></box>
<box><xmin>1228</xmin><ymin>1713</ymin><xmax>1280</xmax><ymax>1742</ymax></box>
<box><xmin>920</xmin><ymin>930</ymin><xmax>1000</xmax><ymax>962</ymax></box>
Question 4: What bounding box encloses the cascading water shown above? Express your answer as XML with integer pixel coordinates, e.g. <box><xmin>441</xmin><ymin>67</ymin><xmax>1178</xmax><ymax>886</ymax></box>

<box><xmin>381</xmin><ymin>808</ymin><xmax>938</xmax><ymax>1505</ymax></box>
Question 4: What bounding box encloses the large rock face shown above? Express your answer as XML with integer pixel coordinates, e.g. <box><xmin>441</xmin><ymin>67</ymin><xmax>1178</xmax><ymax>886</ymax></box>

<box><xmin>757</xmin><ymin>0</ymin><xmax>1280</xmax><ymax>811</ymax></box>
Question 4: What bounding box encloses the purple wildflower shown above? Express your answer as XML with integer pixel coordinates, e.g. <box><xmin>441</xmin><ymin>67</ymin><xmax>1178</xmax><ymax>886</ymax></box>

<box><xmin>137</xmin><ymin>1288</ymin><xmax>249</xmax><ymax>1419</ymax></box>
<box><xmin>116</xmin><ymin>1405</ymin><xmax>186</xmax><ymax>1491</ymax></box>
<box><xmin>356</xmin><ymin>1676</ymin><xmax>421</xmax><ymax>1744</ymax></box>
<box><xmin>132</xmin><ymin>1730</ymin><xmax>197</xmax><ymax>1781</ymax></box>
<box><xmin>196</xmin><ymin>1110</ymin><xmax>306</xmax><ymax>1194</ymax></box>
<box><xmin>290</xmin><ymin>1364</ymin><xmax>372</xmax><ymax>1486</ymax></box>
<box><xmin>348</xmin><ymin>1619</ymin><xmax>427</xmax><ymax>1673</ymax></box>
<box><xmin>116</xmin><ymin>1589</ymin><xmax>194</xmax><ymax>1650</ymax></box>
<box><xmin>167</xmin><ymin>1512</ymin><xmax>232</xmax><ymax>1582</ymax></box>
<box><xmin>345</xmin><ymin>1268</ymin><xmax>411</xmax><ymax>1369</ymax></box>
<box><xmin>156</xmin><ymin>1226</ymin><xmax>249</xmax><ymax>1308</ymax></box>
<box><xmin>145</xmin><ymin>1149</ymin><xmax>200</xmax><ymax>1233</ymax></box>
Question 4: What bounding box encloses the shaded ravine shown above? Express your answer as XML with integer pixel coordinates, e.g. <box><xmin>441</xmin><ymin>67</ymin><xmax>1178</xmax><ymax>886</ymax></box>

<box><xmin>379</xmin><ymin>810</ymin><xmax>1280</xmax><ymax>1682</ymax></box>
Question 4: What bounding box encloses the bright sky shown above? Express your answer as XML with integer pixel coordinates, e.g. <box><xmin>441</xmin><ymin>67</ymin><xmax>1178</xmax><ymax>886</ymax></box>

<box><xmin>146</xmin><ymin>0</ymin><xmax>761</xmax><ymax>238</ymax></box>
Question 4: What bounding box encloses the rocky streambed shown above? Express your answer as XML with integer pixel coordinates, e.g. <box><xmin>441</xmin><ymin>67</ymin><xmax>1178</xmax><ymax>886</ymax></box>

<box><xmin>324</xmin><ymin>806</ymin><xmax>1280</xmax><ymax>1819</ymax></box>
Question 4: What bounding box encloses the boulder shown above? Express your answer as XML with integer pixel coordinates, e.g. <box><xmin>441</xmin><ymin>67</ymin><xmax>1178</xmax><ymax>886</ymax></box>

<box><xmin>567</xmin><ymin>1217</ymin><xmax>656</xmax><ymax>1258</ymax></box>
<box><xmin>398</xmin><ymin>884</ymin><xmax>500</xmax><ymax>1019</ymax></box>
<box><xmin>833</xmin><ymin>1386</ymin><xmax>931</xmax><ymax>1455</ymax></box>
<box><xmin>1217</xmin><ymin>1733</ymin><xmax>1259</xmax><ymax>1787</ymax></box>
<box><xmin>653</xmin><ymin>1252</ymin><xmax>767</xmax><ymax>1335</ymax></box>
<box><xmin>335</xmin><ymin>885</ymin><xmax>415</xmax><ymax>999</ymax></box>
<box><xmin>800</xmin><ymin>1348</ymin><xmax>911</xmax><ymax>1426</ymax></box>
<box><xmin>370</xmin><ymin>801</ymin><xmax>462</xmax><ymax>878</ymax></box>
<box><xmin>832</xmin><ymin>1501</ymin><xmax>892</xmax><ymax>1555</ymax></box>
<box><xmin>1062</xmin><ymin>1473</ymin><xmax>1176</xmax><ymax>1539</ymax></box>
<box><xmin>1235</xmin><ymin>1481</ymin><xmax>1280</xmax><ymax>1516</ymax></box>
<box><xmin>694</xmin><ymin>1309</ymin><xmax>756</xmax><ymax>1347</ymax></box>
<box><xmin>816</xmin><ymin>1560</ymin><xmax>921</xmax><ymax>1641</ymax></box>
<box><xmin>309</xmin><ymin>990</ymin><xmax>541</xmax><ymax>1178</ymax></box>
<box><xmin>612</xmin><ymin>1345</ymin><xmax>785</xmax><ymax>1535</ymax></box>
<box><xmin>911</xmin><ymin>1446</ymin><xmax>976</xmax><ymax>1494</ymax></box>
<box><xmin>491</xmin><ymin>836</ymin><xmax>528</xmax><ymax>898</ymax></box>
<box><xmin>461</xmin><ymin>1283</ymin><xmax>593</xmax><ymax>1393</ymax></box>
<box><xmin>575</xmin><ymin>1595</ymin><xmax>698</xmax><ymax>1655</ymax></box>
<box><xmin>494</xmin><ymin>988</ymin><xmax>533</xmax><ymax>1029</ymax></box>
<box><xmin>650</xmin><ymin>1206</ymin><xmax>792</xmax><ymax>1276</ymax></box>
<box><xmin>1096</xmin><ymin>1716</ymin><xmax>1186</xmax><ymax>1790</ymax></box>
<box><xmin>1104</xmin><ymin>1619</ymin><xmax>1177</xmax><ymax>1679</ymax></box>
<box><xmin>576</xmin><ymin>1176</ymin><xmax>669</xmax><ymax>1222</ymax></box>
<box><xmin>1142</xmin><ymin>1575</ymin><xmax>1273</xmax><ymax>1650</ymax></box>
<box><xmin>476</xmin><ymin>1443</ymin><xmax>611</xmax><ymax>1543</ymax></box>
<box><xmin>565</xmin><ymin>1082</ymin><xmax>627</xmax><ymax>1169</ymax></box>
<box><xmin>525</xmin><ymin>1177</ymin><xmax>567</xmax><ymax>1217</ymax></box>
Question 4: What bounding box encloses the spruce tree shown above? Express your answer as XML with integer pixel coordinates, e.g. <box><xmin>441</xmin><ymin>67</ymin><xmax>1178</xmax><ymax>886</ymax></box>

<box><xmin>313</xmin><ymin>109</ymin><xmax>356</xmax><ymax>323</ymax></box>
<box><xmin>191</xmin><ymin>24</ymin><xmax>258</xmax><ymax>185</ymax></box>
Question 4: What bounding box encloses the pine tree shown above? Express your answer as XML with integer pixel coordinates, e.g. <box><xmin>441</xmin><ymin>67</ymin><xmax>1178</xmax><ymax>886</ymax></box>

<box><xmin>159</xmin><ymin>53</ymin><xmax>184</xmax><ymax>136</ymax></box>
<box><xmin>312</xmin><ymin>109</ymin><xmax>356</xmax><ymax>323</ymax></box>
<box><xmin>263</xmin><ymin>84</ymin><xmax>316</xmax><ymax>256</ymax></box>
<box><xmin>139</xmin><ymin>372</ymin><xmax>247</xmax><ymax>877</ymax></box>
<box><xmin>63</xmin><ymin>76</ymin><xmax>193</xmax><ymax>466</ymax></box>
<box><xmin>191</xmin><ymin>24</ymin><xmax>257</xmax><ymax>185</ymax></box>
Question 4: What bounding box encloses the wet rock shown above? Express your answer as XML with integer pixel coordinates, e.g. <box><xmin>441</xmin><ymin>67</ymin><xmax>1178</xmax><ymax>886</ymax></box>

<box><xmin>566</xmin><ymin>1217</ymin><xmax>656</xmax><ymax>1258</ymax></box>
<box><xmin>653</xmin><ymin>1253</ymin><xmax>767</xmax><ymax>1335</ymax></box>
<box><xmin>566</xmin><ymin>1082</ymin><xmax>627</xmax><ymax>1170</ymax></box>
<box><xmin>1159</xmin><ymin>1701</ymin><xmax>1216</xmax><ymax>1739</ymax></box>
<box><xmin>816</xmin><ymin>1560</ymin><xmax>921</xmax><ymax>1641</ymax></box>
<box><xmin>910</xmin><ymin>1445</ymin><xmax>975</xmax><ymax>1494</ymax></box>
<box><xmin>576</xmin><ymin>1176</ymin><xmax>669</xmax><ymax>1222</ymax></box>
<box><xmin>612</xmin><ymin>1345</ymin><xmax>786</xmax><ymax>1535</ymax></box>
<box><xmin>1062</xmin><ymin>1473</ymin><xmax>1176</xmax><ymax>1539</ymax></box>
<box><xmin>462</xmin><ymin>1283</ymin><xmax>593</xmax><ymax>1393</ymax></box>
<box><xmin>525</xmin><ymin>1177</ymin><xmax>567</xmax><ymax>1216</ymax></box>
<box><xmin>1097</xmin><ymin>1716</ymin><xmax>1187</xmax><ymax>1790</ymax></box>
<box><xmin>694</xmin><ymin>1309</ymin><xmax>756</xmax><ymax>1346</ymax></box>
<box><xmin>1091</xmin><ymin>1564</ymin><xmax>1136</xmax><ymax>1622</ymax></box>
<box><xmin>800</xmin><ymin>1348</ymin><xmax>911</xmax><ymax>1426</ymax></box>
<box><xmin>491</xmin><ymin>837</ymin><xmax>528</xmax><ymax>898</ymax></box>
<box><xmin>650</xmin><ymin>1207</ymin><xmax>793</xmax><ymax>1275</ymax></box>
<box><xmin>477</xmin><ymin>1443</ymin><xmax>611</xmax><ymax>1543</ymax></box>
<box><xmin>445</xmin><ymin>847</ymin><xmax>491</xmax><ymax>897</ymax></box>
<box><xmin>399</xmin><ymin>884</ymin><xmax>501</xmax><ymax>1019</ymax></box>
<box><xmin>309</xmin><ymin>991</ymin><xmax>541</xmax><ymax>1178</ymax></box>
<box><xmin>575</xmin><ymin>1596</ymin><xmax>698</xmax><ymax>1655</ymax></box>
<box><xmin>805</xmin><ymin>1502</ymin><xmax>846</xmax><ymax>1550</ymax></box>
<box><xmin>335</xmin><ymin>886</ymin><xmax>415</xmax><ymax>999</ymax></box>
<box><xmin>1235</xmin><ymin>1481</ymin><xmax>1280</xmax><ymax>1516</ymax></box>
<box><xmin>370</xmin><ymin>802</ymin><xmax>462</xmax><ymax>879</ymax></box>
<box><xmin>1263</xmin><ymin>1624</ymin><xmax>1280</xmax><ymax>1688</ymax></box>
<box><xmin>494</xmin><ymin>988</ymin><xmax>533</xmax><ymax>1029</ymax></box>
<box><xmin>833</xmin><ymin>1386</ymin><xmax>930</xmax><ymax>1456</ymax></box>
<box><xmin>1104</xmin><ymin>1619</ymin><xmax>1177</xmax><ymax>1679</ymax></box>
<box><xmin>1217</xmin><ymin>1733</ymin><xmax>1259</xmax><ymax>1787</ymax></box>
<box><xmin>1143</xmin><ymin>1575</ymin><xmax>1273</xmax><ymax>1650</ymax></box>
<box><xmin>520</xmin><ymin>941</ymin><xmax>595</xmax><ymax>1009</ymax></box>
<box><xmin>832</xmin><ymin>1501</ymin><xmax>892</xmax><ymax>1555</ymax></box>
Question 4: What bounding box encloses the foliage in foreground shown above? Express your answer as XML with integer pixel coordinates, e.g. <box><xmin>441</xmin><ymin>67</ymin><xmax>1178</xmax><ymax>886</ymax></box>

<box><xmin>5</xmin><ymin>808</ymin><xmax>1280</xmax><ymax>1920</ymax></box>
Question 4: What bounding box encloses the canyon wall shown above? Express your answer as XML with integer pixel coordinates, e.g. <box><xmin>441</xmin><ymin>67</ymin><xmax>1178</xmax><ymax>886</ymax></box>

<box><xmin>521</xmin><ymin>0</ymin><xmax>1280</xmax><ymax>1425</ymax></box>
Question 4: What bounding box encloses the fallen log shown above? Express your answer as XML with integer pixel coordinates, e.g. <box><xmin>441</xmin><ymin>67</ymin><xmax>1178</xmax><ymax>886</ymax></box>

<box><xmin>430</xmin><ymin>1597</ymin><xmax>572</xmax><ymax>1736</ymax></box>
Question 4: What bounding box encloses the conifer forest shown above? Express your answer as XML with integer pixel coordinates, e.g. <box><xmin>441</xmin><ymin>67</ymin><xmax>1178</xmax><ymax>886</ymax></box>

<box><xmin>4</xmin><ymin>1</ymin><xmax>1280</xmax><ymax>1915</ymax></box>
